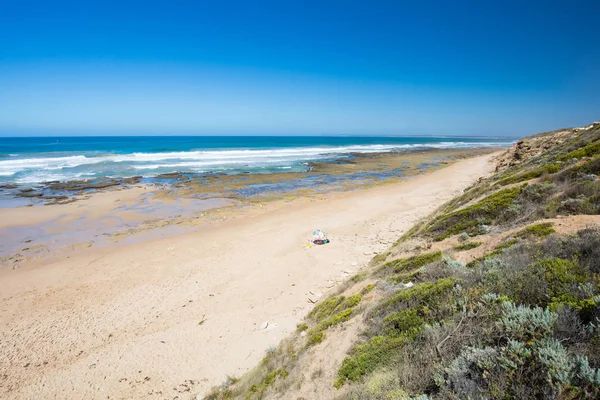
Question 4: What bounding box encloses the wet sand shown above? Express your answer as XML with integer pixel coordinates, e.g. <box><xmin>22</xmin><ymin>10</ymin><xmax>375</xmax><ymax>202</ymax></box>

<box><xmin>0</xmin><ymin>148</ymin><xmax>492</xmax><ymax>266</ymax></box>
<box><xmin>0</xmin><ymin>152</ymin><xmax>499</xmax><ymax>399</ymax></box>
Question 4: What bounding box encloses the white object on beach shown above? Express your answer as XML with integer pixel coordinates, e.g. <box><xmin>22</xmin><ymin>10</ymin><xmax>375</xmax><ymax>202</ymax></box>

<box><xmin>404</xmin><ymin>282</ymin><xmax>414</xmax><ymax>288</ymax></box>
<box><xmin>259</xmin><ymin>321</ymin><xmax>269</xmax><ymax>330</ymax></box>
<box><xmin>267</xmin><ymin>323</ymin><xmax>278</xmax><ymax>331</ymax></box>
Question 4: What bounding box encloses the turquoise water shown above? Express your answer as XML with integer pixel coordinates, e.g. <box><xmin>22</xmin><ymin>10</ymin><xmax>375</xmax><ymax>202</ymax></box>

<box><xmin>0</xmin><ymin>136</ymin><xmax>512</xmax><ymax>184</ymax></box>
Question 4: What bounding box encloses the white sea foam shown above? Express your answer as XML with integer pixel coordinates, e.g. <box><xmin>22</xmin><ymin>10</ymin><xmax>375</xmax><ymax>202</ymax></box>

<box><xmin>0</xmin><ymin>141</ymin><xmax>513</xmax><ymax>183</ymax></box>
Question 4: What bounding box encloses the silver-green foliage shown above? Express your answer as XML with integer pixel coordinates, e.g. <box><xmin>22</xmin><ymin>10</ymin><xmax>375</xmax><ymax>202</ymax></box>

<box><xmin>534</xmin><ymin>337</ymin><xmax>571</xmax><ymax>389</ymax></box>
<box><xmin>498</xmin><ymin>301</ymin><xmax>557</xmax><ymax>340</ymax></box>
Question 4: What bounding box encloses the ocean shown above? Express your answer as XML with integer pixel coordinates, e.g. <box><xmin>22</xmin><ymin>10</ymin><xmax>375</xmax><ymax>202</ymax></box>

<box><xmin>0</xmin><ymin>136</ymin><xmax>513</xmax><ymax>185</ymax></box>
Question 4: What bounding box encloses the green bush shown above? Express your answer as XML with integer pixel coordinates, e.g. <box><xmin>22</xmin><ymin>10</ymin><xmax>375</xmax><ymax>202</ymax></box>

<box><xmin>378</xmin><ymin>278</ymin><xmax>456</xmax><ymax>313</ymax></box>
<box><xmin>248</xmin><ymin>368</ymin><xmax>288</xmax><ymax>397</ymax></box>
<box><xmin>378</xmin><ymin>251</ymin><xmax>442</xmax><ymax>276</ymax></box>
<box><xmin>498</xmin><ymin>302</ymin><xmax>557</xmax><ymax>341</ymax></box>
<box><xmin>335</xmin><ymin>335</ymin><xmax>409</xmax><ymax>387</ymax></box>
<box><xmin>381</xmin><ymin>309</ymin><xmax>425</xmax><ymax>339</ymax></box>
<box><xmin>424</xmin><ymin>186</ymin><xmax>523</xmax><ymax>240</ymax></box>
<box><xmin>558</xmin><ymin>141</ymin><xmax>600</xmax><ymax>161</ymax></box>
<box><xmin>309</xmin><ymin>294</ymin><xmax>362</xmax><ymax>323</ymax></box>
<box><xmin>305</xmin><ymin>294</ymin><xmax>363</xmax><ymax>348</ymax></box>
<box><xmin>496</xmin><ymin>164</ymin><xmax>561</xmax><ymax>186</ymax></box>
<box><xmin>466</xmin><ymin>239</ymin><xmax>518</xmax><ymax>267</ymax></box>
<box><xmin>516</xmin><ymin>222</ymin><xmax>555</xmax><ymax>239</ymax></box>
<box><xmin>454</xmin><ymin>241</ymin><xmax>482</xmax><ymax>251</ymax></box>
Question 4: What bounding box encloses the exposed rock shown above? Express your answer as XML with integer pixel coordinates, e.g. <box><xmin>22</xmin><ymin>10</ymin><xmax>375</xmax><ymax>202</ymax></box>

<box><xmin>48</xmin><ymin>178</ymin><xmax>121</xmax><ymax>191</ymax></box>
<box><xmin>122</xmin><ymin>176</ymin><xmax>143</xmax><ymax>185</ymax></box>
<box><xmin>156</xmin><ymin>172</ymin><xmax>193</xmax><ymax>180</ymax></box>
<box><xmin>494</xmin><ymin>126</ymin><xmax>586</xmax><ymax>172</ymax></box>
<box><xmin>16</xmin><ymin>191</ymin><xmax>44</xmax><ymax>198</ymax></box>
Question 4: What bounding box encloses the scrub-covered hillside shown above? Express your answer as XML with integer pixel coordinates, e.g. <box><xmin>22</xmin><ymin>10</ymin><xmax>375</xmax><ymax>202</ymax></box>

<box><xmin>206</xmin><ymin>121</ymin><xmax>600</xmax><ymax>400</ymax></box>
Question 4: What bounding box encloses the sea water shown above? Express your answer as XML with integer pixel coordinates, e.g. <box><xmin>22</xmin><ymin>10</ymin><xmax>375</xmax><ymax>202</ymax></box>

<box><xmin>0</xmin><ymin>136</ymin><xmax>513</xmax><ymax>185</ymax></box>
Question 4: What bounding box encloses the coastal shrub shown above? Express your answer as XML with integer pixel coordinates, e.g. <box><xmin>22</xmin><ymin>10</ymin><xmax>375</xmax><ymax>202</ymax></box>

<box><xmin>305</xmin><ymin>294</ymin><xmax>362</xmax><ymax>348</ymax></box>
<box><xmin>360</xmin><ymin>371</ymin><xmax>408</xmax><ymax>399</ymax></box>
<box><xmin>444</xmin><ymin>346</ymin><xmax>499</xmax><ymax>398</ymax></box>
<box><xmin>423</xmin><ymin>186</ymin><xmax>523</xmax><ymax>240</ymax></box>
<box><xmin>307</xmin><ymin>330</ymin><xmax>325</xmax><ymax>346</ymax></box>
<box><xmin>361</xmin><ymin>284</ymin><xmax>375</xmax><ymax>295</ymax></box>
<box><xmin>458</xmin><ymin>232</ymin><xmax>470</xmax><ymax>242</ymax></box>
<box><xmin>309</xmin><ymin>294</ymin><xmax>361</xmax><ymax>323</ymax></box>
<box><xmin>558</xmin><ymin>227</ymin><xmax>600</xmax><ymax>272</ymax></box>
<box><xmin>440</xmin><ymin>336</ymin><xmax>576</xmax><ymax>398</ymax></box>
<box><xmin>496</xmin><ymin>164</ymin><xmax>560</xmax><ymax>186</ymax></box>
<box><xmin>521</xmin><ymin>181</ymin><xmax>555</xmax><ymax>201</ymax></box>
<box><xmin>377</xmin><ymin>251</ymin><xmax>442</xmax><ymax>276</ymax></box>
<box><xmin>502</xmin><ymin>256</ymin><xmax>599</xmax><ymax>319</ymax></box>
<box><xmin>558</xmin><ymin>141</ymin><xmax>600</xmax><ymax>161</ymax></box>
<box><xmin>388</xmin><ymin>269</ymin><xmax>421</xmax><ymax>285</ymax></box>
<box><xmin>466</xmin><ymin>238</ymin><xmax>519</xmax><ymax>267</ymax></box>
<box><xmin>516</xmin><ymin>222</ymin><xmax>555</xmax><ymax>239</ymax></box>
<box><xmin>335</xmin><ymin>335</ymin><xmax>410</xmax><ymax>387</ymax></box>
<box><xmin>444</xmin><ymin>256</ymin><xmax>466</xmax><ymax>270</ymax></box>
<box><xmin>454</xmin><ymin>241</ymin><xmax>482</xmax><ymax>251</ymax></box>
<box><xmin>570</xmin><ymin>355</ymin><xmax>600</xmax><ymax>398</ymax></box>
<box><xmin>498</xmin><ymin>302</ymin><xmax>557</xmax><ymax>341</ymax></box>
<box><xmin>371</xmin><ymin>251</ymin><xmax>390</xmax><ymax>265</ymax></box>
<box><xmin>378</xmin><ymin>278</ymin><xmax>456</xmax><ymax>314</ymax></box>
<box><xmin>535</xmin><ymin>338</ymin><xmax>572</xmax><ymax>389</ymax></box>
<box><xmin>419</xmin><ymin>260</ymin><xmax>456</xmax><ymax>282</ymax></box>
<box><xmin>553</xmin><ymin>180</ymin><xmax>600</xmax><ymax>215</ymax></box>
<box><xmin>436</xmin><ymin>297</ymin><xmax>594</xmax><ymax>398</ymax></box>
<box><xmin>381</xmin><ymin>308</ymin><xmax>425</xmax><ymax>339</ymax></box>
<box><xmin>441</xmin><ymin>183</ymin><xmax>493</xmax><ymax>214</ymax></box>
<box><xmin>248</xmin><ymin>368</ymin><xmax>289</xmax><ymax>398</ymax></box>
<box><xmin>336</xmin><ymin>279</ymin><xmax>458</xmax><ymax>388</ymax></box>
<box><xmin>204</xmin><ymin>338</ymin><xmax>300</xmax><ymax>400</ymax></box>
<box><xmin>552</xmin><ymin>155</ymin><xmax>600</xmax><ymax>184</ymax></box>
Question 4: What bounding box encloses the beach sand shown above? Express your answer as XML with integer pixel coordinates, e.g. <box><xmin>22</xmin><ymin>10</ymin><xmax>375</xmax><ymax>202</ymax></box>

<box><xmin>0</xmin><ymin>152</ymin><xmax>498</xmax><ymax>399</ymax></box>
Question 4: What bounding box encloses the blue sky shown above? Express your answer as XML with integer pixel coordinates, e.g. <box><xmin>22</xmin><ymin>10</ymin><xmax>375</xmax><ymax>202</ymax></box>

<box><xmin>0</xmin><ymin>0</ymin><xmax>599</xmax><ymax>137</ymax></box>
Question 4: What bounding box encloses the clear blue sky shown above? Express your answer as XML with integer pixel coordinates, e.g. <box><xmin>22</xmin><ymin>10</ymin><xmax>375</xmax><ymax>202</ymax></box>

<box><xmin>1</xmin><ymin>0</ymin><xmax>599</xmax><ymax>137</ymax></box>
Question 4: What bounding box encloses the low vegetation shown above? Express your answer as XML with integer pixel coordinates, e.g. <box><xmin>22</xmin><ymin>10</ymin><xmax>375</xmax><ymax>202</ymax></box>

<box><xmin>205</xmin><ymin>121</ymin><xmax>600</xmax><ymax>400</ymax></box>
<box><xmin>454</xmin><ymin>241</ymin><xmax>482</xmax><ymax>251</ymax></box>
<box><xmin>516</xmin><ymin>222</ymin><xmax>555</xmax><ymax>239</ymax></box>
<box><xmin>306</xmin><ymin>294</ymin><xmax>363</xmax><ymax>346</ymax></box>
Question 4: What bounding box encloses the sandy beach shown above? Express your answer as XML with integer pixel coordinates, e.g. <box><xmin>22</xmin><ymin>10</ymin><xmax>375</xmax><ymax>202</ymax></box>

<box><xmin>0</xmin><ymin>153</ymin><xmax>498</xmax><ymax>399</ymax></box>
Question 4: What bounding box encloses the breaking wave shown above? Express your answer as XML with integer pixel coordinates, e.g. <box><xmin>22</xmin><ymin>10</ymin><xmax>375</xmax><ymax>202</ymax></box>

<box><xmin>0</xmin><ymin>141</ymin><xmax>512</xmax><ymax>184</ymax></box>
